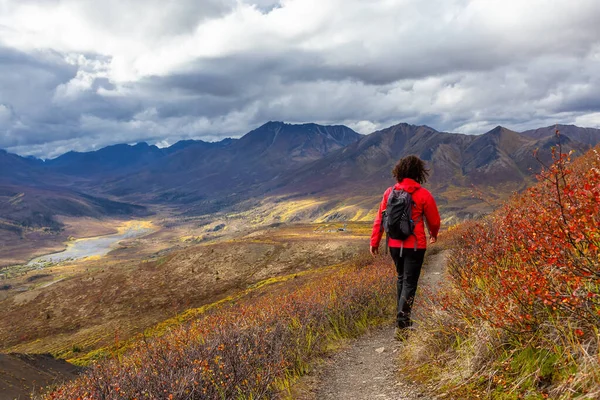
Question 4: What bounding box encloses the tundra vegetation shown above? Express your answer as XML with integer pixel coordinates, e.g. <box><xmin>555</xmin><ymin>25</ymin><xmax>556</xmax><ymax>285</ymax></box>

<box><xmin>43</xmin><ymin>138</ymin><xmax>600</xmax><ymax>399</ymax></box>
<box><xmin>1</xmin><ymin>222</ymin><xmax>367</xmax><ymax>358</ymax></box>
<box><xmin>400</xmin><ymin>140</ymin><xmax>600</xmax><ymax>398</ymax></box>
<box><xmin>45</xmin><ymin>253</ymin><xmax>396</xmax><ymax>399</ymax></box>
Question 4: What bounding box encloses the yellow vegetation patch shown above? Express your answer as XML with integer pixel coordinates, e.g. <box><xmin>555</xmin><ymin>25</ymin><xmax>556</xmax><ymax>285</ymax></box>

<box><xmin>115</xmin><ymin>220</ymin><xmax>156</xmax><ymax>234</ymax></box>
<box><xmin>178</xmin><ymin>235</ymin><xmax>203</xmax><ymax>242</ymax></box>
<box><xmin>68</xmin><ymin>261</ymin><xmax>343</xmax><ymax>366</ymax></box>
<box><xmin>254</xmin><ymin>198</ymin><xmax>327</xmax><ymax>224</ymax></box>
<box><xmin>82</xmin><ymin>255</ymin><xmax>102</xmax><ymax>261</ymax></box>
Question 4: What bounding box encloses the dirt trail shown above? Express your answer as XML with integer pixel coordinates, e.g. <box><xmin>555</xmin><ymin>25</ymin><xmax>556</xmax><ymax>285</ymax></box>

<box><xmin>300</xmin><ymin>249</ymin><xmax>448</xmax><ymax>400</ymax></box>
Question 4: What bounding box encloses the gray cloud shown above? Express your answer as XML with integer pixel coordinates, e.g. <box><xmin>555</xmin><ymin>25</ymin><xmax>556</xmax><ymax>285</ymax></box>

<box><xmin>1</xmin><ymin>0</ymin><xmax>600</xmax><ymax>157</ymax></box>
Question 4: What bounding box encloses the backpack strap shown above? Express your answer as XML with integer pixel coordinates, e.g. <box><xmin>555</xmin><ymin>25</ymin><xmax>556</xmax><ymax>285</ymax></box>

<box><xmin>380</xmin><ymin>207</ymin><xmax>388</xmax><ymax>255</ymax></box>
<box><xmin>409</xmin><ymin>187</ymin><xmax>421</xmax><ymax>251</ymax></box>
<box><xmin>385</xmin><ymin>232</ymin><xmax>389</xmax><ymax>255</ymax></box>
<box><xmin>383</xmin><ymin>186</ymin><xmax>395</xmax><ymax>255</ymax></box>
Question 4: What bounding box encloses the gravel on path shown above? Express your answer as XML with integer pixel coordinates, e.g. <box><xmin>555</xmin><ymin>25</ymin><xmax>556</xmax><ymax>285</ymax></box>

<box><xmin>294</xmin><ymin>250</ymin><xmax>448</xmax><ymax>400</ymax></box>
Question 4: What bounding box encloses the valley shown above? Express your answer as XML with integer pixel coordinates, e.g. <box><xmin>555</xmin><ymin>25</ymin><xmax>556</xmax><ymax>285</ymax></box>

<box><xmin>3</xmin><ymin>2</ymin><xmax>600</xmax><ymax>396</ymax></box>
<box><xmin>0</xmin><ymin>216</ymin><xmax>370</xmax><ymax>360</ymax></box>
<box><xmin>26</xmin><ymin>220</ymin><xmax>154</xmax><ymax>269</ymax></box>
<box><xmin>1</xmin><ymin>120</ymin><xmax>600</xmax><ymax>398</ymax></box>
<box><xmin>3</xmin><ymin>122</ymin><xmax>597</xmax><ymax>271</ymax></box>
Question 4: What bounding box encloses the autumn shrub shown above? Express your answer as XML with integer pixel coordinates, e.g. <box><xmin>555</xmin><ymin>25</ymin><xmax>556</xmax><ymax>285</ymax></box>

<box><xmin>401</xmin><ymin>139</ymin><xmax>600</xmax><ymax>398</ymax></box>
<box><xmin>46</xmin><ymin>253</ymin><xmax>395</xmax><ymax>399</ymax></box>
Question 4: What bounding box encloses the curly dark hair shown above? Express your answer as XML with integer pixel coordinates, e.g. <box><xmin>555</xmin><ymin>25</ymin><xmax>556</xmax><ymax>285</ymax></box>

<box><xmin>392</xmin><ymin>155</ymin><xmax>430</xmax><ymax>184</ymax></box>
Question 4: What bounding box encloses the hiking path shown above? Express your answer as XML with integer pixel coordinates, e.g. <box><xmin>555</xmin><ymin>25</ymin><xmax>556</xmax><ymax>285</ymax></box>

<box><xmin>294</xmin><ymin>249</ymin><xmax>448</xmax><ymax>400</ymax></box>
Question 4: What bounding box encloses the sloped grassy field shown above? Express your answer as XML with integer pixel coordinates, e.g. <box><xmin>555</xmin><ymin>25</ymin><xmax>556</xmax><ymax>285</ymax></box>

<box><xmin>400</xmin><ymin>145</ymin><xmax>600</xmax><ymax>398</ymax></box>
<box><xmin>46</xmin><ymin>252</ymin><xmax>396</xmax><ymax>399</ymax></box>
<box><xmin>1</xmin><ymin>223</ymin><xmax>368</xmax><ymax>358</ymax></box>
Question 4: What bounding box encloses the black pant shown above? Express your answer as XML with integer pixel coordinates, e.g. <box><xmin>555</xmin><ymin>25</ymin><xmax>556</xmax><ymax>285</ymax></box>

<box><xmin>389</xmin><ymin>247</ymin><xmax>426</xmax><ymax>329</ymax></box>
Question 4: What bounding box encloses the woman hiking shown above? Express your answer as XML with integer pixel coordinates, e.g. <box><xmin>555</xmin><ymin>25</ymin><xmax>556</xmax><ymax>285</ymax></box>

<box><xmin>370</xmin><ymin>155</ymin><xmax>440</xmax><ymax>339</ymax></box>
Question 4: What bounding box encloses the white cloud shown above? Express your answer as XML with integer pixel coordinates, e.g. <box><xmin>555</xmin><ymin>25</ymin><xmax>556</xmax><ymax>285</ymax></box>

<box><xmin>1</xmin><ymin>0</ymin><xmax>600</xmax><ymax>157</ymax></box>
<box><xmin>347</xmin><ymin>120</ymin><xmax>379</xmax><ymax>135</ymax></box>
<box><xmin>52</xmin><ymin>54</ymin><xmax>110</xmax><ymax>102</ymax></box>
<box><xmin>4</xmin><ymin>0</ymin><xmax>599</xmax><ymax>83</ymax></box>
<box><xmin>0</xmin><ymin>104</ymin><xmax>13</xmax><ymax>127</ymax></box>
<box><xmin>575</xmin><ymin>112</ymin><xmax>600</xmax><ymax>128</ymax></box>
<box><xmin>133</xmin><ymin>108</ymin><xmax>159</xmax><ymax>122</ymax></box>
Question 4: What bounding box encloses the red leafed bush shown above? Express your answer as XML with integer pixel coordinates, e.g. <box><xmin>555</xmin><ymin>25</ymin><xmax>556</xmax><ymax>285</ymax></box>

<box><xmin>396</xmin><ymin>139</ymin><xmax>600</xmax><ymax>398</ymax></box>
<box><xmin>46</xmin><ymin>256</ymin><xmax>395</xmax><ymax>399</ymax></box>
<box><xmin>446</xmin><ymin>141</ymin><xmax>600</xmax><ymax>333</ymax></box>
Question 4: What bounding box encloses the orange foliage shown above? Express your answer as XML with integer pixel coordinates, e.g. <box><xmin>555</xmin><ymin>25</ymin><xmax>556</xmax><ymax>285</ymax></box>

<box><xmin>445</xmin><ymin>139</ymin><xmax>600</xmax><ymax>335</ymax></box>
<box><xmin>47</xmin><ymin>256</ymin><xmax>395</xmax><ymax>399</ymax></box>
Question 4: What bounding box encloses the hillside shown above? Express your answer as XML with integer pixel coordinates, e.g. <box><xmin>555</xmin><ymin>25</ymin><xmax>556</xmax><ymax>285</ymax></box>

<box><xmin>522</xmin><ymin>124</ymin><xmax>600</xmax><ymax>146</ymax></box>
<box><xmin>0</xmin><ymin>149</ymin><xmax>48</xmax><ymax>185</ymax></box>
<box><xmin>3</xmin><ymin>122</ymin><xmax>595</xmax><ymax>218</ymax></box>
<box><xmin>1</xmin><ymin>147</ymin><xmax>149</xmax><ymax>253</ymax></box>
<box><xmin>2</xmin><ymin>122</ymin><xmax>596</xmax><ymax>267</ymax></box>
<box><xmin>0</xmin><ymin>184</ymin><xmax>149</xmax><ymax>266</ymax></box>
<box><xmin>1</xmin><ymin>123</ymin><xmax>599</xmax><ymax>398</ymax></box>
<box><xmin>398</xmin><ymin>144</ymin><xmax>600</xmax><ymax>398</ymax></box>
<box><xmin>0</xmin><ymin>223</ymin><xmax>369</xmax><ymax>356</ymax></box>
<box><xmin>41</xmin><ymin>232</ymin><xmax>395</xmax><ymax>399</ymax></box>
<box><xmin>0</xmin><ymin>121</ymin><xmax>362</xmax><ymax>266</ymax></box>
<box><xmin>30</xmin><ymin>143</ymin><xmax>600</xmax><ymax>399</ymax></box>
<box><xmin>0</xmin><ymin>354</ymin><xmax>81</xmax><ymax>399</ymax></box>
<box><xmin>44</xmin><ymin>139</ymin><xmax>238</xmax><ymax>178</ymax></box>
<box><xmin>100</xmin><ymin>122</ymin><xmax>362</xmax><ymax>208</ymax></box>
<box><xmin>45</xmin><ymin>142</ymin><xmax>166</xmax><ymax>177</ymax></box>
<box><xmin>257</xmin><ymin>123</ymin><xmax>590</xmax><ymax>220</ymax></box>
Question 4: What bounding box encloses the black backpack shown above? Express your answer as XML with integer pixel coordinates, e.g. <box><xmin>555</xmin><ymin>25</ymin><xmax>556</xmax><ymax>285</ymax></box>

<box><xmin>381</xmin><ymin>187</ymin><xmax>417</xmax><ymax>252</ymax></box>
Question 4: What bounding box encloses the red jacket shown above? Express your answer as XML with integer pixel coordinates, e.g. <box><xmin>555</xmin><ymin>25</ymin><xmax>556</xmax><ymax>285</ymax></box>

<box><xmin>370</xmin><ymin>178</ymin><xmax>440</xmax><ymax>249</ymax></box>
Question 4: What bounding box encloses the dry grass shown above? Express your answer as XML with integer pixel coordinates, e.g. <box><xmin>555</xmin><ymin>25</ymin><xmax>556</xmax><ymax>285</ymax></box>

<box><xmin>0</xmin><ymin>222</ymin><xmax>371</xmax><ymax>362</ymax></box>
<box><xmin>398</xmin><ymin>145</ymin><xmax>600</xmax><ymax>399</ymax></box>
<box><xmin>44</xmin><ymin>250</ymin><xmax>396</xmax><ymax>399</ymax></box>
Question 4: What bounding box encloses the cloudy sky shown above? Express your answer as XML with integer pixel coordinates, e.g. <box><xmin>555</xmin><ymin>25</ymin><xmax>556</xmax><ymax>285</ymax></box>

<box><xmin>1</xmin><ymin>0</ymin><xmax>600</xmax><ymax>158</ymax></box>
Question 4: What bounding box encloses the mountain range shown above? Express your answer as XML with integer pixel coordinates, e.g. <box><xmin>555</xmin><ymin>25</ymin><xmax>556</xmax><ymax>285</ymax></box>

<box><xmin>1</xmin><ymin>122</ymin><xmax>599</xmax><ymax>235</ymax></box>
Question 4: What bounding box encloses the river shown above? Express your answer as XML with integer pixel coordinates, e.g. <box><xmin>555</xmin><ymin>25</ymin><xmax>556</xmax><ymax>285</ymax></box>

<box><xmin>27</xmin><ymin>222</ymin><xmax>153</xmax><ymax>268</ymax></box>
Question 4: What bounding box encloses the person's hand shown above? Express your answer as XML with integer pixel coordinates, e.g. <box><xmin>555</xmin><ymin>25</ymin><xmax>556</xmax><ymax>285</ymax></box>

<box><xmin>370</xmin><ymin>245</ymin><xmax>379</xmax><ymax>257</ymax></box>
<box><xmin>429</xmin><ymin>236</ymin><xmax>437</xmax><ymax>244</ymax></box>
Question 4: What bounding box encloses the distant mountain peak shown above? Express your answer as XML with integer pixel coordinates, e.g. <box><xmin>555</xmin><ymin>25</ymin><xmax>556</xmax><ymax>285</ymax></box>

<box><xmin>261</xmin><ymin>121</ymin><xmax>287</xmax><ymax>128</ymax></box>
<box><xmin>45</xmin><ymin>140</ymin><xmax>165</xmax><ymax>177</ymax></box>
<box><xmin>482</xmin><ymin>126</ymin><xmax>529</xmax><ymax>143</ymax></box>
<box><xmin>3</xmin><ymin>120</ymin><xmax>598</xmax><ymax>225</ymax></box>
<box><xmin>369</xmin><ymin>123</ymin><xmax>440</xmax><ymax>142</ymax></box>
<box><xmin>522</xmin><ymin>124</ymin><xmax>600</xmax><ymax>146</ymax></box>
<box><xmin>386</xmin><ymin>122</ymin><xmax>438</xmax><ymax>131</ymax></box>
<box><xmin>487</xmin><ymin>125</ymin><xmax>515</xmax><ymax>134</ymax></box>
<box><xmin>222</xmin><ymin>121</ymin><xmax>362</xmax><ymax>167</ymax></box>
